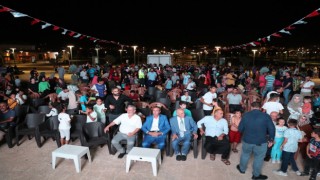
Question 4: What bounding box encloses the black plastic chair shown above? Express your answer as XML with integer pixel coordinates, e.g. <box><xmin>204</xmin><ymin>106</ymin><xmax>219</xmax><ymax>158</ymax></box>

<box><xmin>191</xmin><ymin>109</ymin><xmax>205</xmax><ymax>122</ymax></box>
<box><xmin>15</xmin><ymin>113</ymin><xmax>46</xmax><ymax>147</ymax></box>
<box><xmin>156</xmin><ymin>98</ymin><xmax>171</xmax><ymax>109</ymax></box>
<box><xmin>66</xmin><ymin>109</ymin><xmax>79</xmax><ymax>115</ymax></box>
<box><xmin>35</xmin><ymin>116</ymin><xmax>61</xmax><ymax>148</ymax></box>
<box><xmin>80</xmin><ymin>122</ymin><xmax>112</xmax><ymax>154</ymax></box>
<box><xmin>38</xmin><ymin>105</ymin><xmax>51</xmax><ymax>114</ymax></box>
<box><xmin>3</xmin><ymin>105</ymin><xmax>30</xmax><ymax>148</ymax></box>
<box><xmin>70</xmin><ymin>114</ymin><xmax>86</xmax><ymax>141</ymax></box>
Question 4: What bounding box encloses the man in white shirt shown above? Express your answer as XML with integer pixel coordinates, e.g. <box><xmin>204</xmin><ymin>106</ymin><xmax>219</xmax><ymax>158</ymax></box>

<box><xmin>57</xmin><ymin>87</ymin><xmax>69</xmax><ymax>103</ymax></box>
<box><xmin>300</xmin><ymin>75</ymin><xmax>315</xmax><ymax>97</ymax></box>
<box><xmin>15</xmin><ymin>90</ymin><xmax>27</xmax><ymax>105</ymax></box>
<box><xmin>200</xmin><ymin>86</ymin><xmax>217</xmax><ymax>115</ymax></box>
<box><xmin>104</xmin><ymin>105</ymin><xmax>142</xmax><ymax>158</ymax></box>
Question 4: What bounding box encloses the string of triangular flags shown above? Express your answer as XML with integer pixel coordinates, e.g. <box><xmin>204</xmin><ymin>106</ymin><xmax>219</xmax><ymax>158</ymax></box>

<box><xmin>0</xmin><ymin>5</ymin><xmax>131</xmax><ymax>48</ymax></box>
<box><xmin>0</xmin><ymin>4</ymin><xmax>319</xmax><ymax>49</ymax></box>
<box><xmin>231</xmin><ymin>7</ymin><xmax>320</xmax><ymax>49</ymax></box>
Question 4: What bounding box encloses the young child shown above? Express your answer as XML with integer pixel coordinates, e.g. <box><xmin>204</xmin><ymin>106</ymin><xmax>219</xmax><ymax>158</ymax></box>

<box><xmin>273</xmin><ymin>119</ymin><xmax>303</xmax><ymax>177</ymax></box>
<box><xmin>82</xmin><ymin>104</ymin><xmax>97</xmax><ymax>123</ymax></box>
<box><xmin>229</xmin><ymin>110</ymin><xmax>242</xmax><ymax>153</ymax></box>
<box><xmin>302</xmin><ymin>96</ymin><xmax>313</xmax><ymax>118</ymax></box>
<box><xmin>58</xmin><ymin>104</ymin><xmax>71</xmax><ymax>145</ymax></box>
<box><xmin>300</xmin><ymin>129</ymin><xmax>320</xmax><ymax>180</ymax></box>
<box><xmin>270</xmin><ymin>117</ymin><xmax>288</xmax><ymax>163</ymax></box>
<box><xmin>46</xmin><ymin>102</ymin><xmax>59</xmax><ymax>117</ymax></box>
<box><xmin>93</xmin><ymin>98</ymin><xmax>107</xmax><ymax>124</ymax></box>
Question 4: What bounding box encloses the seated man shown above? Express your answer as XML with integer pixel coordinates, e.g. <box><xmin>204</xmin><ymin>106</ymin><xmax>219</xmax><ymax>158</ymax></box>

<box><xmin>170</xmin><ymin>108</ymin><xmax>198</xmax><ymax>161</ymax></box>
<box><xmin>104</xmin><ymin>105</ymin><xmax>142</xmax><ymax>159</ymax></box>
<box><xmin>0</xmin><ymin>102</ymin><xmax>16</xmax><ymax>142</ymax></box>
<box><xmin>197</xmin><ymin>109</ymin><xmax>231</xmax><ymax>165</ymax></box>
<box><xmin>227</xmin><ymin>87</ymin><xmax>244</xmax><ymax>113</ymax></box>
<box><xmin>172</xmin><ymin>101</ymin><xmax>192</xmax><ymax>117</ymax></box>
<box><xmin>141</xmin><ymin>106</ymin><xmax>170</xmax><ymax>155</ymax></box>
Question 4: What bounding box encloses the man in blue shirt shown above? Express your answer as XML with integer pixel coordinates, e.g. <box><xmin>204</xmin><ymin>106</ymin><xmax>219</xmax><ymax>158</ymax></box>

<box><xmin>236</xmin><ymin>102</ymin><xmax>275</xmax><ymax>180</ymax></box>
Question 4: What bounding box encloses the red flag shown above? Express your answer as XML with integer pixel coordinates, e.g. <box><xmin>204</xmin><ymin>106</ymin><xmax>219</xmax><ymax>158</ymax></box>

<box><xmin>272</xmin><ymin>33</ymin><xmax>282</xmax><ymax>38</ymax></box>
<box><xmin>30</xmin><ymin>18</ymin><xmax>40</xmax><ymax>25</ymax></box>
<box><xmin>53</xmin><ymin>26</ymin><xmax>60</xmax><ymax>31</ymax></box>
<box><xmin>68</xmin><ymin>31</ymin><xmax>75</xmax><ymax>36</ymax></box>
<box><xmin>305</xmin><ymin>10</ymin><xmax>320</xmax><ymax>18</ymax></box>
<box><xmin>0</xmin><ymin>7</ymin><xmax>10</xmax><ymax>12</ymax></box>
<box><xmin>79</xmin><ymin>35</ymin><xmax>86</xmax><ymax>40</ymax></box>
<box><xmin>261</xmin><ymin>38</ymin><xmax>266</xmax><ymax>43</ymax></box>
<box><xmin>89</xmin><ymin>37</ymin><xmax>95</xmax><ymax>41</ymax></box>
<box><xmin>285</xmin><ymin>26</ymin><xmax>295</xmax><ymax>30</ymax></box>
<box><xmin>254</xmin><ymin>41</ymin><xmax>261</xmax><ymax>45</ymax></box>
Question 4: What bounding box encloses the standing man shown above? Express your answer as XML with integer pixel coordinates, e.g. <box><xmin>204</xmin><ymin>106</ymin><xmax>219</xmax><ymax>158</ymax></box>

<box><xmin>300</xmin><ymin>75</ymin><xmax>315</xmax><ymax>97</ymax></box>
<box><xmin>57</xmin><ymin>65</ymin><xmax>65</xmax><ymax>80</ymax></box>
<box><xmin>170</xmin><ymin>108</ymin><xmax>198</xmax><ymax>161</ymax></box>
<box><xmin>141</xmin><ymin>106</ymin><xmax>171</xmax><ymax>154</ymax></box>
<box><xmin>104</xmin><ymin>105</ymin><xmax>142</xmax><ymax>158</ymax></box>
<box><xmin>104</xmin><ymin>87</ymin><xmax>132</xmax><ymax>123</ymax></box>
<box><xmin>200</xmin><ymin>86</ymin><xmax>217</xmax><ymax>115</ymax></box>
<box><xmin>236</xmin><ymin>102</ymin><xmax>275</xmax><ymax>180</ymax></box>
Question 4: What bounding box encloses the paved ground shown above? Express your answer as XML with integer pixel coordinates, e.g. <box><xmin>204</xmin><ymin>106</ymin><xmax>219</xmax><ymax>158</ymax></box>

<box><xmin>0</xmin><ymin>61</ymin><xmax>314</xmax><ymax>179</ymax></box>
<box><xmin>0</xmin><ymin>135</ymin><xmax>308</xmax><ymax>180</ymax></box>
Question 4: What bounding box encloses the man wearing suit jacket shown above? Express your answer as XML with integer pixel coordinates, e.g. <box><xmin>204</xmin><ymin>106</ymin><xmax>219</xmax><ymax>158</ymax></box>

<box><xmin>141</xmin><ymin>106</ymin><xmax>171</xmax><ymax>151</ymax></box>
<box><xmin>170</xmin><ymin>108</ymin><xmax>198</xmax><ymax>161</ymax></box>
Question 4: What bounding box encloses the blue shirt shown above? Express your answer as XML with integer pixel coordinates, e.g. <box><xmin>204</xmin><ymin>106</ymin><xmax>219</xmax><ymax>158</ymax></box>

<box><xmin>283</xmin><ymin>128</ymin><xmax>302</xmax><ymax>153</ymax></box>
<box><xmin>197</xmin><ymin>116</ymin><xmax>229</xmax><ymax>137</ymax></box>
<box><xmin>238</xmin><ymin>109</ymin><xmax>275</xmax><ymax>145</ymax></box>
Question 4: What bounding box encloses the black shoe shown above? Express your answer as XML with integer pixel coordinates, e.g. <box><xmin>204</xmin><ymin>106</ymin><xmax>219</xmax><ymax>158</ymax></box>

<box><xmin>236</xmin><ymin>164</ymin><xmax>245</xmax><ymax>174</ymax></box>
<box><xmin>181</xmin><ymin>155</ymin><xmax>187</xmax><ymax>161</ymax></box>
<box><xmin>118</xmin><ymin>153</ymin><xmax>126</xmax><ymax>159</ymax></box>
<box><xmin>252</xmin><ymin>174</ymin><xmax>268</xmax><ymax>179</ymax></box>
<box><xmin>264</xmin><ymin>156</ymin><xmax>270</xmax><ymax>162</ymax></box>
<box><xmin>300</xmin><ymin>172</ymin><xmax>309</xmax><ymax>176</ymax></box>
<box><xmin>176</xmin><ymin>155</ymin><xmax>182</xmax><ymax>161</ymax></box>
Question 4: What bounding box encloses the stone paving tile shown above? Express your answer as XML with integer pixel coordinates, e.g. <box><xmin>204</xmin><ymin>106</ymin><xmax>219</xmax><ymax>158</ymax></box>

<box><xmin>0</xmin><ymin>138</ymin><xmax>308</xmax><ymax>180</ymax></box>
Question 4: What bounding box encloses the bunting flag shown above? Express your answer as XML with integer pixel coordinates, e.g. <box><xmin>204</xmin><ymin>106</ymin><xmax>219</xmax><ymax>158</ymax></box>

<box><xmin>272</xmin><ymin>33</ymin><xmax>282</xmax><ymax>38</ymax></box>
<box><xmin>267</xmin><ymin>36</ymin><xmax>271</xmax><ymax>41</ymax></box>
<box><xmin>261</xmin><ymin>37</ymin><xmax>267</xmax><ymax>43</ymax></box>
<box><xmin>305</xmin><ymin>10</ymin><xmax>320</xmax><ymax>18</ymax></box>
<box><xmin>53</xmin><ymin>26</ymin><xmax>60</xmax><ymax>31</ymax></box>
<box><xmin>61</xmin><ymin>29</ymin><xmax>68</xmax><ymax>35</ymax></box>
<box><xmin>73</xmin><ymin>33</ymin><xmax>81</xmax><ymax>38</ymax></box>
<box><xmin>285</xmin><ymin>26</ymin><xmax>295</xmax><ymax>30</ymax></box>
<box><xmin>293</xmin><ymin>20</ymin><xmax>307</xmax><ymax>25</ymax></box>
<box><xmin>279</xmin><ymin>29</ymin><xmax>291</xmax><ymax>35</ymax></box>
<box><xmin>31</xmin><ymin>18</ymin><xmax>40</xmax><ymax>25</ymax></box>
<box><xmin>68</xmin><ymin>31</ymin><xmax>76</xmax><ymax>37</ymax></box>
<box><xmin>0</xmin><ymin>6</ymin><xmax>10</xmax><ymax>12</ymax></box>
<box><xmin>10</xmin><ymin>11</ymin><xmax>27</xmax><ymax>18</ymax></box>
<box><xmin>249</xmin><ymin>42</ymin><xmax>256</xmax><ymax>46</ymax></box>
<box><xmin>41</xmin><ymin>22</ymin><xmax>51</xmax><ymax>29</ymax></box>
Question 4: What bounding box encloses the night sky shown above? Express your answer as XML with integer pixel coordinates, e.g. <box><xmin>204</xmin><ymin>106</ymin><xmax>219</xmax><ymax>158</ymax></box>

<box><xmin>1</xmin><ymin>0</ymin><xmax>320</xmax><ymax>50</ymax></box>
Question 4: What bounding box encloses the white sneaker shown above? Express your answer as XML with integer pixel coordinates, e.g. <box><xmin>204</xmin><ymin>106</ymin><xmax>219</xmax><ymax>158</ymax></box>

<box><xmin>271</xmin><ymin>160</ymin><xmax>276</xmax><ymax>164</ymax></box>
<box><xmin>273</xmin><ymin>170</ymin><xmax>288</xmax><ymax>177</ymax></box>
<box><xmin>317</xmin><ymin>172</ymin><xmax>320</xmax><ymax>177</ymax></box>
<box><xmin>295</xmin><ymin>171</ymin><xmax>301</xmax><ymax>176</ymax></box>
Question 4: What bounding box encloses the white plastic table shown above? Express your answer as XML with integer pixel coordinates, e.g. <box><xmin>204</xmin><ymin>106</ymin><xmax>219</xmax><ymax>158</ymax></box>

<box><xmin>52</xmin><ymin>144</ymin><xmax>91</xmax><ymax>173</ymax></box>
<box><xmin>126</xmin><ymin>147</ymin><xmax>161</xmax><ymax>176</ymax></box>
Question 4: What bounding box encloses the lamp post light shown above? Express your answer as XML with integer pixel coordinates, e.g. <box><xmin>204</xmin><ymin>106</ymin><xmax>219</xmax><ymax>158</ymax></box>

<box><xmin>119</xmin><ymin>49</ymin><xmax>123</xmax><ymax>63</ymax></box>
<box><xmin>95</xmin><ymin>47</ymin><xmax>100</xmax><ymax>64</ymax></box>
<box><xmin>132</xmin><ymin>45</ymin><xmax>138</xmax><ymax>64</ymax></box>
<box><xmin>67</xmin><ymin>45</ymin><xmax>74</xmax><ymax>65</ymax></box>
<box><xmin>153</xmin><ymin>49</ymin><xmax>157</xmax><ymax>54</ymax></box>
<box><xmin>10</xmin><ymin>48</ymin><xmax>16</xmax><ymax>66</ymax></box>
<box><xmin>252</xmin><ymin>49</ymin><xmax>257</xmax><ymax>67</ymax></box>
<box><xmin>215</xmin><ymin>46</ymin><xmax>221</xmax><ymax>65</ymax></box>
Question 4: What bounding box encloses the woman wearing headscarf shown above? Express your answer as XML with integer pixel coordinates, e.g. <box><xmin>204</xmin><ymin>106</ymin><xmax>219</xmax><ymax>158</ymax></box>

<box><xmin>287</xmin><ymin>93</ymin><xmax>303</xmax><ymax>120</ymax></box>
<box><xmin>294</xmin><ymin>115</ymin><xmax>312</xmax><ymax>161</ymax></box>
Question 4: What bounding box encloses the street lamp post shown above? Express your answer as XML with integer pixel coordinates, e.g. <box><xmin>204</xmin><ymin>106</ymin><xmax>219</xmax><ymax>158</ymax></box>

<box><xmin>252</xmin><ymin>49</ymin><xmax>257</xmax><ymax>67</ymax></box>
<box><xmin>153</xmin><ymin>49</ymin><xmax>157</xmax><ymax>54</ymax></box>
<box><xmin>215</xmin><ymin>46</ymin><xmax>221</xmax><ymax>65</ymax></box>
<box><xmin>95</xmin><ymin>47</ymin><xmax>100</xmax><ymax>64</ymax></box>
<box><xmin>67</xmin><ymin>45</ymin><xmax>74</xmax><ymax>65</ymax></box>
<box><xmin>119</xmin><ymin>49</ymin><xmax>123</xmax><ymax>63</ymax></box>
<box><xmin>132</xmin><ymin>45</ymin><xmax>138</xmax><ymax>64</ymax></box>
<box><xmin>10</xmin><ymin>48</ymin><xmax>16</xmax><ymax>66</ymax></box>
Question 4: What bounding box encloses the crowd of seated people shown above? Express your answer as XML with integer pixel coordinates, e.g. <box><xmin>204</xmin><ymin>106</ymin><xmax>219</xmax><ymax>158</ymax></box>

<box><xmin>1</xmin><ymin>62</ymin><xmax>320</xmax><ymax>179</ymax></box>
